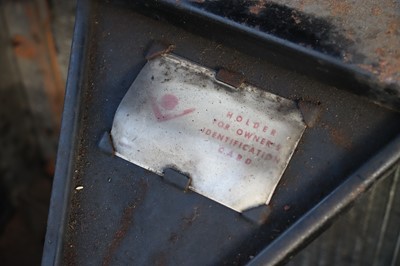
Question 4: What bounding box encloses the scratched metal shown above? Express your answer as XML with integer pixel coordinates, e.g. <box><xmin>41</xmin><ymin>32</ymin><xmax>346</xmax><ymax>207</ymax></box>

<box><xmin>111</xmin><ymin>54</ymin><xmax>306</xmax><ymax>212</ymax></box>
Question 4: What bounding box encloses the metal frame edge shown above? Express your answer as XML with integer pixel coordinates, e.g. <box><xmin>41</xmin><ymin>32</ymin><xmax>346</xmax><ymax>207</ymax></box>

<box><xmin>41</xmin><ymin>0</ymin><xmax>90</xmax><ymax>265</ymax></box>
<box><xmin>247</xmin><ymin>135</ymin><xmax>400</xmax><ymax>266</ymax></box>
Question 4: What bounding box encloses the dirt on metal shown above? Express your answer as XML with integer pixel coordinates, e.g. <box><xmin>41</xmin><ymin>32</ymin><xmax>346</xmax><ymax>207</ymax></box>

<box><xmin>102</xmin><ymin>179</ymin><xmax>149</xmax><ymax>266</ymax></box>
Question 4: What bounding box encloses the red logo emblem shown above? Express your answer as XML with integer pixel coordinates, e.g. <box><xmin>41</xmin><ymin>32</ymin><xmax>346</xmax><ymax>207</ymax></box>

<box><xmin>151</xmin><ymin>93</ymin><xmax>195</xmax><ymax>122</ymax></box>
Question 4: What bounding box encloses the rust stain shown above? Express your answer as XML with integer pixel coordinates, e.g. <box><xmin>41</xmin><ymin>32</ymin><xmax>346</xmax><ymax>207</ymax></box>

<box><xmin>291</xmin><ymin>13</ymin><xmax>302</xmax><ymax>24</ymax></box>
<box><xmin>270</xmin><ymin>0</ymin><xmax>399</xmax><ymax>85</ymax></box>
<box><xmin>12</xmin><ymin>35</ymin><xmax>37</xmax><ymax>59</ymax></box>
<box><xmin>146</xmin><ymin>42</ymin><xmax>175</xmax><ymax>60</ymax></box>
<box><xmin>358</xmin><ymin>63</ymin><xmax>379</xmax><ymax>76</ymax></box>
<box><xmin>182</xmin><ymin>206</ymin><xmax>200</xmax><ymax>228</ymax></box>
<box><xmin>24</xmin><ymin>3</ymin><xmax>64</xmax><ymax>129</ymax></box>
<box><xmin>329</xmin><ymin>1</ymin><xmax>352</xmax><ymax>16</ymax></box>
<box><xmin>216</xmin><ymin>68</ymin><xmax>244</xmax><ymax>88</ymax></box>
<box><xmin>359</xmin><ymin>29</ymin><xmax>400</xmax><ymax>86</ymax></box>
<box><xmin>329</xmin><ymin>127</ymin><xmax>352</xmax><ymax>150</ymax></box>
<box><xmin>44</xmin><ymin>158</ymin><xmax>56</xmax><ymax>176</ymax></box>
<box><xmin>386</xmin><ymin>19</ymin><xmax>399</xmax><ymax>35</ymax></box>
<box><xmin>359</xmin><ymin>21</ymin><xmax>400</xmax><ymax>86</ymax></box>
<box><xmin>167</xmin><ymin>206</ymin><xmax>200</xmax><ymax>245</ymax></box>
<box><xmin>153</xmin><ymin>251</ymin><xmax>167</xmax><ymax>266</ymax></box>
<box><xmin>43</xmin><ymin>12</ymin><xmax>65</xmax><ymax>126</ymax></box>
<box><xmin>102</xmin><ymin>179</ymin><xmax>148</xmax><ymax>266</ymax></box>
<box><xmin>249</xmin><ymin>0</ymin><xmax>267</xmax><ymax>15</ymax></box>
<box><xmin>375</xmin><ymin>47</ymin><xmax>385</xmax><ymax>57</ymax></box>
<box><xmin>371</xmin><ymin>6</ymin><xmax>382</xmax><ymax>16</ymax></box>
<box><xmin>327</xmin><ymin>1</ymin><xmax>400</xmax><ymax>85</ymax></box>
<box><xmin>377</xmin><ymin>58</ymin><xmax>400</xmax><ymax>84</ymax></box>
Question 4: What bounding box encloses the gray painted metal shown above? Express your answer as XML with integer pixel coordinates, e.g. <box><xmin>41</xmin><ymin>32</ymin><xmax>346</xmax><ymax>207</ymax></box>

<box><xmin>288</xmin><ymin>165</ymin><xmax>400</xmax><ymax>266</ymax></box>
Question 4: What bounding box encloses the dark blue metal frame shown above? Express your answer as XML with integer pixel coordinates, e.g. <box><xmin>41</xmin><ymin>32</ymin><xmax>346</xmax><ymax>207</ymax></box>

<box><xmin>42</xmin><ymin>1</ymin><xmax>400</xmax><ymax>265</ymax></box>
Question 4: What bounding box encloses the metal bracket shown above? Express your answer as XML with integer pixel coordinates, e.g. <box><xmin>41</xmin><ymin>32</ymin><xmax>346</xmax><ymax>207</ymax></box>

<box><xmin>242</xmin><ymin>205</ymin><xmax>272</xmax><ymax>225</ymax></box>
<box><xmin>298</xmin><ymin>100</ymin><xmax>322</xmax><ymax>128</ymax></box>
<box><xmin>163</xmin><ymin>168</ymin><xmax>191</xmax><ymax>191</ymax></box>
<box><xmin>98</xmin><ymin>131</ymin><xmax>115</xmax><ymax>156</ymax></box>
<box><xmin>145</xmin><ymin>41</ymin><xmax>175</xmax><ymax>60</ymax></box>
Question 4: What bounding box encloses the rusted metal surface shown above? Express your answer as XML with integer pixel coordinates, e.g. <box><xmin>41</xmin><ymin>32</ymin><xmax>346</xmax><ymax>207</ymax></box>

<box><xmin>275</xmin><ymin>0</ymin><xmax>400</xmax><ymax>85</ymax></box>
<box><xmin>3</xmin><ymin>0</ymin><xmax>65</xmax><ymax>166</ymax></box>
<box><xmin>178</xmin><ymin>0</ymin><xmax>400</xmax><ymax>110</ymax></box>
<box><xmin>188</xmin><ymin>0</ymin><xmax>400</xmax><ymax>86</ymax></box>
<box><xmin>12</xmin><ymin>35</ymin><xmax>38</xmax><ymax>59</ymax></box>
<box><xmin>102</xmin><ymin>179</ymin><xmax>148</xmax><ymax>266</ymax></box>
<box><xmin>7</xmin><ymin>0</ymin><xmax>64</xmax><ymax>126</ymax></box>
<box><xmin>43</xmin><ymin>1</ymin><xmax>400</xmax><ymax>265</ymax></box>
<box><xmin>0</xmin><ymin>3</ymin><xmax>60</xmax><ymax>265</ymax></box>
<box><xmin>145</xmin><ymin>42</ymin><xmax>176</xmax><ymax>60</ymax></box>
<box><xmin>189</xmin><ymin>0</ymin><xmax>354</xmax><ymax>58</ymax></box>
<box><xmin>216</xmin><ymin>68</ymin><xmax>245</xmax><ymax>88</ymax></box>
<box><xmin>51</xmin><ymin>0</ymin><xmax>77</xmax><ymax>82</ymax></box>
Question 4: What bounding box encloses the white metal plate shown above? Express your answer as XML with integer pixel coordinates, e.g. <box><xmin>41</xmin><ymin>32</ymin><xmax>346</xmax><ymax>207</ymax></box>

<box><xmin>111</xmin><ymin>55</ymin><xmax>306</xmax><ymax>212</ymax></box>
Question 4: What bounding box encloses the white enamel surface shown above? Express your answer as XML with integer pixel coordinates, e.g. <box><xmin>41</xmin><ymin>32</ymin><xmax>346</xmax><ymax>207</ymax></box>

<box><xmin>111</xmin><ymin>55</ymin><xmax>306</xmax><ymax>212</ymax></box>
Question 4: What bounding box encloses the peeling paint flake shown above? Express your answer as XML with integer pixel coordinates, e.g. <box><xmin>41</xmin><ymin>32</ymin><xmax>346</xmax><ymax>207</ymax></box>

<box><xmin>111</xmin><ymin>55</ymin><xmax>306</xmax><ymax>212</ymax></box>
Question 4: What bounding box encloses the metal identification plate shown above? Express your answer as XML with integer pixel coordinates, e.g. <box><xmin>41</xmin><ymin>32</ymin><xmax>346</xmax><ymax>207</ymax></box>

<box><xmin>111</xmin><ymin>55</ymin><xmax>306</xmax><ymax>212</ymax></box>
